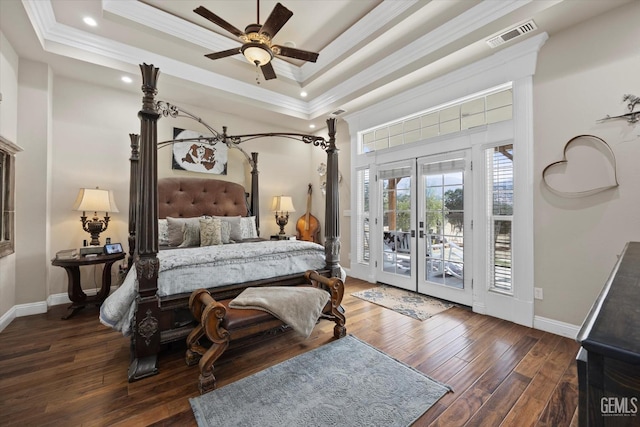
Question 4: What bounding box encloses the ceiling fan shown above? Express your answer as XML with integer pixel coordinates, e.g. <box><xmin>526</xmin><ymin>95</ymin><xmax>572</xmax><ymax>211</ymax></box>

<box><xmin>194</xmin><ymin>1</ymin><xmax>320</xmax><ymax>81</ymax></box>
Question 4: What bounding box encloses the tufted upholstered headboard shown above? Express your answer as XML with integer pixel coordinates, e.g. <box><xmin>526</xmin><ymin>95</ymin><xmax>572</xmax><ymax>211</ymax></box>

<box><xmin>157</xmin><ymin>177</ymin><xmax>249</xmax><ymax>219</ymax></box>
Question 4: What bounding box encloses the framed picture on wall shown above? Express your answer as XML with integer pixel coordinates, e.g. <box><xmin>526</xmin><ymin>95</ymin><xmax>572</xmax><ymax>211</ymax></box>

<box><xmin>171</xmin><ymin>128</ymin><xmax>228</xmax><ymax>175</ymax></box>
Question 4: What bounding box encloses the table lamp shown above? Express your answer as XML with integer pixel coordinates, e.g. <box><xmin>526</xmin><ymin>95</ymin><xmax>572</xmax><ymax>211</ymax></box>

<box><xmin>73</xmin><ymin>187</ymin><xmax>119</xmax><ymax>246</ymax></box>
<box><xmin>271</xmin><ymin>195</ymin><xmax>295</xmax><ymax>235</ymax></box>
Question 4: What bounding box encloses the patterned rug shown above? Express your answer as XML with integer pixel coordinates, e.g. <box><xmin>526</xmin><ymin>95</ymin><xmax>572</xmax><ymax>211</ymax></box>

<box><xmin>352</xmin><ymin>285</ymin><xmax>455</xmax><ymax>320</ymax></box>
<box><xmin>190</xmin><ymin>335</ymin><xmax>451</xmax><ymax>426</ymax></box>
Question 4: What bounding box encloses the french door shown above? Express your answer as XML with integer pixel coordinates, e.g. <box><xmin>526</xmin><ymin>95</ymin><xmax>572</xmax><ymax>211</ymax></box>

<box><xmin>376</xmin><ymin>151</ymin><xmax>473</xmax><ymax>305</ymax></box>
<box><xmin>376</xmin><ymin>160</ymin><xmax>417</xmax><ymax>291</ymax></box>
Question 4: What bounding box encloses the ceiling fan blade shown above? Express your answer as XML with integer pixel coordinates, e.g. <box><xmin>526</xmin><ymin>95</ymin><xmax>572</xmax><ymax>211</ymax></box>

<box><xmin>205</xmin><ymin>48</ymin><xmax>241</xmax><ymax>60</ymax></box>
<box><xmin>261</xmin><ymin>62</ymin><xmax>277</xmax><ymax>80</ymax></box>
<box><xmin>273</xmin><ymin>45</ymin><xmax>319</xmax><ymax>63</ymax></box>
<box><xmin>194</xmin><ymin>6</ymin><xmax>244</xmax><ymax>38</ymax></box>
<box><xmin>260</xmin><ymin>3</ymin><xmax>293</xmax><ymax>39</ymax></box>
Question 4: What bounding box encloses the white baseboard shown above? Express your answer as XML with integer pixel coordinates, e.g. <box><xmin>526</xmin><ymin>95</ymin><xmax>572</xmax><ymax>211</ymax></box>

<box><xmin>534</xmin><ymin>315</ymin><xmax>580</xmax><ymax>340</ymax></box>
<box><xmin>47</xmin><ymin>292</ymin><xmax>71</xmax><ymax>307</ymax></box>
<box><xmin>0</xmin><ymin>287</ymin><xmax>118</xmax><ymax>333</ymax></box>
<box><xmin>0</xmin><ymin>301</ymin><xmax>48</xmax><ymax>333</ymax></box>
<box><xmin>0</xmin><ymin>306</ymin><xmax>16</xmax><ymax>333</ymax></box>
<box><xmin>15</xmin><ymin>301</ymin><xmax>48</xmax><ymax>317</ymax></box>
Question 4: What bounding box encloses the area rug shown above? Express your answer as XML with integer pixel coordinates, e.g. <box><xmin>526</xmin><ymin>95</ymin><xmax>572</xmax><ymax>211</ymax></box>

<box><xmin>352</xmin><ymin>285</ymin><xmax>455</xmax><ymax>320</ymax></box>
<box><xmin>189</xmin><ymin>335</ymin><xmax>451</xmax><ymax>427</ymax></box>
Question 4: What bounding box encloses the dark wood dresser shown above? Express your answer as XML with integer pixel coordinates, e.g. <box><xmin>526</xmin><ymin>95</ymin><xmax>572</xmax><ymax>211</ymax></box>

<box><xmin>576</xmin><ymin>241</ymin><xmax>640</xmax><ymax>426</ymax></box>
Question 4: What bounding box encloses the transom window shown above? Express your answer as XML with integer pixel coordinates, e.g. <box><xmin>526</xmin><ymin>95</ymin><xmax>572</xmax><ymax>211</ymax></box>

<box><xmin>360</xmin><ymin>84</ymin><xmax>513</xmax><ymax>154</ymax></box>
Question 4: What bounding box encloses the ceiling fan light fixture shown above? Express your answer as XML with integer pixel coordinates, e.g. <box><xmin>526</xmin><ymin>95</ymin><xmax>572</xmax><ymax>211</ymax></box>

<box><xmin>241</xmin><ymin>42</ymin><xmax>273</xmax><ymax>66</ymax></box>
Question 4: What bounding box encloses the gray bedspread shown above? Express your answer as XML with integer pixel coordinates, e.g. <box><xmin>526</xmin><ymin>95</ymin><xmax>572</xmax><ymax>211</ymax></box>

<box><xmin>99</xmin><ymin>240</ymin><xmax>331</xmax><ymax>336</ymax></box>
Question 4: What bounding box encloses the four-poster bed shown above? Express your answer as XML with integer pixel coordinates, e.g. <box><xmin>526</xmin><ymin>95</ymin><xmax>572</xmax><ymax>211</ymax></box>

<box><xmin>100</xmin><ymin>64</ymin><xmax>343</xmax><ymax>381</ymax></box>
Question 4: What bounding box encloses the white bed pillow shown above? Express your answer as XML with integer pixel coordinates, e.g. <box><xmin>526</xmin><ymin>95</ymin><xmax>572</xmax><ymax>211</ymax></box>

<box><xmin>213</xmin><ymin>216</ymin><xmax>242</xmax><ymax>241</ymax></box>
<box><xmin>240</xmin><ymin>216</ymin><xmax>258</xmax><ymax>239</ymax></box>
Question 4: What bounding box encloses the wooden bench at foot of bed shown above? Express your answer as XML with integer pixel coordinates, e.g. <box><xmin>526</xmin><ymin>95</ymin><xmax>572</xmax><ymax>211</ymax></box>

<box><xmin>185</xmin><ymin>270</ymin><xmax>347</xmax><ymax>394</ymax></box>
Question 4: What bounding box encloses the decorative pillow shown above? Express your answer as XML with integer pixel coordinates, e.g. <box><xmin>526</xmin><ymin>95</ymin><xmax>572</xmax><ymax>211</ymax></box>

<box><xmin>167</xmin><ymin>217</ymin><xmax>202</xmax><ymax>246</ymax></box>
<box><xmin>213</xmin><ymin>216</ymin><xmax>242</xmax><ymax>241</ymax></box>
<box><xmin>199</xmin><ymin>217</ymin><xmax>224</xmax><ymax>246</ymax></box>
<box><xmin>179</xmin><ymin>222</ymin><xmax>201</xmax><ymax>247</ymax></box>
<box><xmin>158</xmin><ymin>219</ymin><xmax>169</xmax><ymax>246</ymax></box>
<box><xmin>220</xmin><ymin>220</ymin><xmax>231</xmax><ymax>243</ymax></box>
<box><xmin>240</xmin><ymin>216</ymin><xmax>258</xmax><ymax>239</ymax></box>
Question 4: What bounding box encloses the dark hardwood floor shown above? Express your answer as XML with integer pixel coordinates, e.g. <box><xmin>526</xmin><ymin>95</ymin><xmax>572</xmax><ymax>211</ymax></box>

<box><xmin>0</xmin><ymin>277</ymin><xmax>580</xmax><ymax>426</ymax></box>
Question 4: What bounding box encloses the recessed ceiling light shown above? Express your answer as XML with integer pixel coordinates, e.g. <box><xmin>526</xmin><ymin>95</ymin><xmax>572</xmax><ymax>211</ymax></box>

<box><xmin>309</xmin><ymin>124</ymin><xmax>316</xmax><ymax>129</ymax></box>
<box><xmin>300</xmin><ymin>91</ymin><xmax>307</xmax><ymax>97</ymax></box>
<box><xmin>83</xmin><ymin>16</ymin><xmax>97</xmax><ymax>27</ymax></box>
<box><xmin>121</xmin><ymin>76</ymin><xmax>133</xmax><ymax>84</ymax></box>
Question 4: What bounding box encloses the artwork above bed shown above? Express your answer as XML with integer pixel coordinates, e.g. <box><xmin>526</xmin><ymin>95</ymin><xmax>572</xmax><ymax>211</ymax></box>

<box><xmin>171</xmin><ymin>127</ymin><xmax>228</xmax><ymax>174</ymax></box>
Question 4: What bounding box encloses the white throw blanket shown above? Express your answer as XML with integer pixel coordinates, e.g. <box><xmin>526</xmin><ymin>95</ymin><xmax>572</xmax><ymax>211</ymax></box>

<box><xmin>229</xmin><ymin>286</ymin><xmax>330</xmax><ymax>338</ymax></box>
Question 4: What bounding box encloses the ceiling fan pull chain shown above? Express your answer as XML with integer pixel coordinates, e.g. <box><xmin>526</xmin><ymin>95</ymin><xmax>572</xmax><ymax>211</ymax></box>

<box><xmin>255</xmin><ymin>63</ymin><xmax>261</xmax><ymax>85</ymax></box>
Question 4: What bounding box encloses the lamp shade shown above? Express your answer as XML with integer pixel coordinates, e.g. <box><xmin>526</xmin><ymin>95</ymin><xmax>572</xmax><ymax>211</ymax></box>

<box><xmin>242</xmin><ymin>43</ymin><xmax>273</xmax><ymax>66</ymax></box>
<box><xmin>73</xmin><ymin>188</ymin><xmax>119</xmax><ymax>213</ymax></box>
<box><xmin>271</xmin><ymin>195</ymin><xmax>295</xmax><ymax>213</ymax></box>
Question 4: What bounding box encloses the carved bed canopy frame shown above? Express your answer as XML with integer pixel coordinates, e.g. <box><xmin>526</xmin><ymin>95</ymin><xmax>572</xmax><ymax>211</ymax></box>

<box><xmin>128</xmin><ymin>63</ymin><xmax>341</xmax><ymax>380</ymax></box>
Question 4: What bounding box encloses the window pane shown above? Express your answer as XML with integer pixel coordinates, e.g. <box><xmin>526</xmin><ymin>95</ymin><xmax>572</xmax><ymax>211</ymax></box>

<box><xmin>487</xmin><ymin>144</ymin><xmax>514</xmax><ymax>292</ymax></box>
<box><xmin>461</xmin><ymin>112</ymin><xmax>485</xmax><ymax>130</ymax></box>
<box><xmin>356</xmin><ymin>169</ymin><xmax>370</xmax><ymax>264</ymax></box>
<box><xmin>440</xmin><ymin>120</ymin><xmax>460</xmax><ymax>135</ymax></box>
<box><xmin>422</xmin><ymin>125</ymin><xmax>439</xmax><ymax>139</ymax></box>
<box><xmin>389</xmin><ymin>134</ymin><xmax>403</xmax><ymax>147</ymax></box>
<box><xmin>389</xmin><ymin>123</ymin><xmax>403</xmax><ymax>136</ymax></box>
<box><xmin>492</xmin><ymin>219</ymin><xmax>512</xmax><ymax>290</ymax></box>
<box><xmin>421</xmin><ymin>112</ymin><xmax>439</xmax><ymax>127</ymax></box>
<box><xmin>404</xmin><ymin>118</ymin><xmax>420</xmax><ymax>132</ymax></box>
<box><xmin>487</xmin><ymin>105</ymin><xmax>513</xmax><ymax>124</ymax></box>
<box><xmin>461</xmin><ymin>98</ymin><xmax>484</xmax><ymax>116</ymax></box>
<box><xmin>487</xmin><ymin>89</ymin><xmax>512</xmax><ymax>110</ymax></box>
<box><xmin>440</xmin><ymin>105</ymin><xmax>460</xmax><ymax>122</ymax></box>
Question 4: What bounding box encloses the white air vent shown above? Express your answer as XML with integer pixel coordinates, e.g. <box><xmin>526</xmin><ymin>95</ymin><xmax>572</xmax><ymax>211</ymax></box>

<box><xmin>332</xmin><ymin>109</ymin><xmax>346</xmax><ymax>116</ymax></box>
<box><xmin>486</xmin><ymin>20</ymin><xmax>537</xmax><ymax>48</ymax></box>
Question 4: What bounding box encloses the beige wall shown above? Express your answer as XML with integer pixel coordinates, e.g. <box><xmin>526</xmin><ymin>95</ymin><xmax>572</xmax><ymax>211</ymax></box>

<box><xmin>533</xmin><ymin>1</ymin><xmax>640</xmax><ymax>325</ymax></box>
<box><xmin>0</xmin><ymin>31</ymin><xmax>18</xmax><ymax>319</ymax></box>
<box><xmin>15</xmin><ymin>60</ymin><xmax>52</xmax><ymax>305</ymax></box>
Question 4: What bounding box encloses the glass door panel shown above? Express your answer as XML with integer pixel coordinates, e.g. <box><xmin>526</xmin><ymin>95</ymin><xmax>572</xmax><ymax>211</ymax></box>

<box><xmin>418</xmin><ymin>153</ymin><xmax>472</xmax><ymax>305</ymax></box>
<box><xmin>377</xmin><ymin>161</ymin><xmax>416</xmax><ymax>291</ymax></box>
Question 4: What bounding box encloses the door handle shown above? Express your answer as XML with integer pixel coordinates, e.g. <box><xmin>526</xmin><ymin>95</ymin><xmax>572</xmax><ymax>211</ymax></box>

<box><xmin>411</xmin><ymin>230</ymin><xmax>415</xmax><ymax>238</ymax></box>
<box><xmin>419</xmin><ymin>230</ymin><xmax>424</xmax><ymax>238</ymax></box>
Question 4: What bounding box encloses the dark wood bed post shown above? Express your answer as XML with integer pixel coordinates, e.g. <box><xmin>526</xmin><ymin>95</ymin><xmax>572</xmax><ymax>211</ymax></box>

<box><xmin>250</xmin><ymin>152</ymin><xmax>260</xmax><ymax>235</ymax></box>
<box><xmin>324</xmin><ymin>118</ymin><xmax>341</xmax><ymax>278</ymax></box>
<box><xmin>128</xmin><ymin>63</ymin><xmax>161</xmax><ymax>382</ymax></box>
<box><xmin>127</xmin><ymin>133</ymin><xmax>139</xmax><ymax>270</ymax></box>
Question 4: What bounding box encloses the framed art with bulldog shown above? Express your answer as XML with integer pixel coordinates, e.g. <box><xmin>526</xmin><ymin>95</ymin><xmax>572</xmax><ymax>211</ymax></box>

<box><xmin>171</xmin><ymin>127</ymin><xmax>228</xmax><ymax>175</ymax></box>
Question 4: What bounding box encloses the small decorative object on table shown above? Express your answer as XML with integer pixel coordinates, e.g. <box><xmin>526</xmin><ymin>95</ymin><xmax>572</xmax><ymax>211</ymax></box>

<box><xmin>56</xmin><ymin>248</ymin><xmax>78</xmax><ymax>260</ymax></box>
